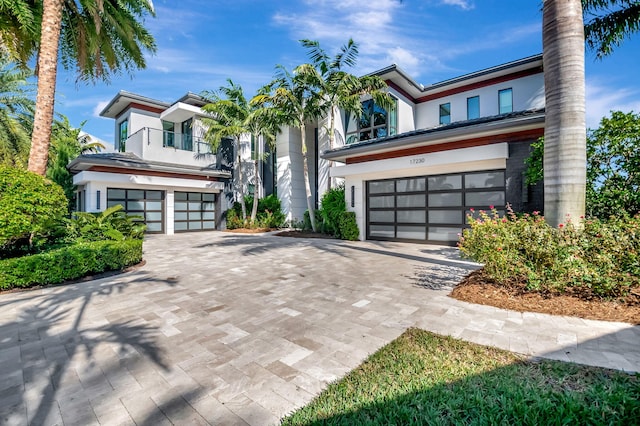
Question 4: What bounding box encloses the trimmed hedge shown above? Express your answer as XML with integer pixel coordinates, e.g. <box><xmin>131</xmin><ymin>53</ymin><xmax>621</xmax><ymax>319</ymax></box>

<box><xmin>339</xmin><ymin>212</ymin><xmax>360</xmax><ymax>241</ymax></box>
<box><xmin>0</xmin><ymin>239</ymin><xmax>143</xmax><ymax>290</ymax></box>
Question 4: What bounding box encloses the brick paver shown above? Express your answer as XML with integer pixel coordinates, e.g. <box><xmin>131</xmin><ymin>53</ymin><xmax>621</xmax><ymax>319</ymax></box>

<box><xmin>0</xmin><ymin>232</ymin><xmax>638</xmax><ymax>425</ymax></box>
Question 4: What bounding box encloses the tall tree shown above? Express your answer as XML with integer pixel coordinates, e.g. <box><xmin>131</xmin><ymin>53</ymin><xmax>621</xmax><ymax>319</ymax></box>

<box><xmin>47</xmin><ymin>116</ymin><xmax>104</xmax><ymax>212</ymax></box>
<box><xmin>0</xmin><ymin>56</ymin><xmax>33</xmax><ymax>168</ymax></box>
<box><xmin>0</xmin><ymin>0</ymin><xmax>156</xmax><ymax>175</ymax></box>
<box><xmin>202</xmin><ymin>80</ymin><xmax>254</xmax><ymax>222</ymax></box>
<box><xmin>543</xmin><ymin>0</ymin><xmax>587</xmax><ymax>226</ymax></box>
<box><xmin>300</xmin><ymin>39</ymin><xmax>392</xmax><ymax>191</ymax></box>
<box><xmin>253</xmin><ymin>65</ymin><xmax>326</xmax><ymax>232</ymax></box>
<box><xmin>583</xmin><ymin>0</ymin><xmax>640</xmax><ymax>58</ymax></box>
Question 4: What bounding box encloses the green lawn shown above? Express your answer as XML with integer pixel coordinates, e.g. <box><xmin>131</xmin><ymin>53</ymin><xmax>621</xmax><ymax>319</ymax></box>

<box><xmin>281</xmin><ymin>329</ymin><xmax>639</xmax><ymax>425</ymax></box>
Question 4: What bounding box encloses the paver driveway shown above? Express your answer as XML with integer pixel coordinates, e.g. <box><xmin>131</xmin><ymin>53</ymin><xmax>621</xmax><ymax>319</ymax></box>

<box><xmin>1</xmin><ymin>232</ymin><xmax>639</xmax><ymax>425</ymax></box>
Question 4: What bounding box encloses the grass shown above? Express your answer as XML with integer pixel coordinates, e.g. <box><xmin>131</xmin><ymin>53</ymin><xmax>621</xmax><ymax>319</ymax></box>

<box><xmin>281</xmin><ymin>328</ymin><xmax>639</xmax><ymax>425</ymax></box>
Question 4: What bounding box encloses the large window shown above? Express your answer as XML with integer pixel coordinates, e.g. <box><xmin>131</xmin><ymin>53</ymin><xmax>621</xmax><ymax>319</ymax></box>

<box><xmin>345</xmin><ymin>97</ymin><xmax>397</xmax><ymax>144</ymax></box>
<box><xmin>439</xmin><ymin>103</ymin><xmax>451</xmax><ymax>125</ymax></box>
<box><xmin>118</xmin><ymin>120</ymin><xmax>128</xmax><ymax>152</ymax></box>
<box><xmin>467</xmin><ymin>96</ymin><xmax>480</xmax><ymax>120</ymax></box>
<box><xmin>162</xmin><ymin>120</ymin><xmax>175</xmax><ymax>147</ymax></box>
<box><xmin>499</xmin><ymin>88</ymin><xmax>513</xmax><ymax>114</ymax></box>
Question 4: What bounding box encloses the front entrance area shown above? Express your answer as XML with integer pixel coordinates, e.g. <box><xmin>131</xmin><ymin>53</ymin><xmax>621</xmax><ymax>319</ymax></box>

<box><xmin>174</xmin><ymin>191</ymin><xmax>216</xmax><ymax>232</ymax></box>
<box><xmin>107</xmin><ymin>188</ymin><xmax>165</xmax><ymax>233</ymax></box>
<box><xmin>366</xmin><ymin>170</ymin><xmax>506</xmax><ymax>244</ymax></box>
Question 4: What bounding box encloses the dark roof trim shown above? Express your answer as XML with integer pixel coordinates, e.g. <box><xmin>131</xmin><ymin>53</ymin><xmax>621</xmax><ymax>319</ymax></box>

<box><xmin>322</xmin><ymin>109</ymin><xmax>545</xmax><ymax>160</ymax></box>
<box><xmin>68</xmin><ymin>153</ymin><xmax>231</xmax><ymax>179</ymax></box>
<box><xmin>99</xmin><ymin>90</ymin><xmax>170</xmax><ymax>118</ymax></box>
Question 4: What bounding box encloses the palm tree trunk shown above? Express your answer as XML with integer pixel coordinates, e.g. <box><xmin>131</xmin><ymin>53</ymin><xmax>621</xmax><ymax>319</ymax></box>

<box><xmin>237</xmin><ymin>141</ymin><xmax>247</xmax><ymax>221</ymax></box>
<box><xmin>251</xmin><ymin>158</ymin><xmax>259</xmax><ymax>224</ymax></box>
<box><xmin>301</xmin><ymin>123</ymin><xmax>317</xmax><ymax>232</ymax></box>
<box><xmin>543</xmin><ymin>0</ymin><xmax>586</xmax><ymax>226</ymax></box>
<box><xmin>326</xmin><ymin>106</ymin><xmax>336</xmax><ymax>193</ymax></box>
<box><xmin>28</xmin><ymin>0</ymin><xmax>64</xmax><ymax>176</ymax></box>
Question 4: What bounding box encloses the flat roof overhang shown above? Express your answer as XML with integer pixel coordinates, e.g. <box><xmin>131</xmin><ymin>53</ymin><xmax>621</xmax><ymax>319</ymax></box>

<box><xmin>322</xmin><ymin>110</ymin><xmax>545</xmax><ymax>164</ymax></box>
<box><xmin>160</xmin><ymin>102</ymin><xmax>204</xmax><ymax>123</ymax></box>
<box><xmin>100</xmin><ymin>91</ymin><xmax>170</xmax><ymax>118</ymax></box>
<box><xmin>68</xmin><ymin>154</ymin><xmax>231</xmax><ymax>180</ymax></box>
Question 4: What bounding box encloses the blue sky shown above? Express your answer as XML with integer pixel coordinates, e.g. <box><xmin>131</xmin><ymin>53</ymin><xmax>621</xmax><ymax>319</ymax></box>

<box><xmin>52</xmin><ymin>0</ymin><xmax>640</xmax><ymax>148</ymax></box>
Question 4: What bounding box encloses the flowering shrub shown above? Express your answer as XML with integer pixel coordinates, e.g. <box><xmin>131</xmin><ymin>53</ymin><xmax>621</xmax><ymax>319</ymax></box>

<box><xmin>459</xmin><ymin>205</ymin><xmax>640</xmax><ymax>298</ymax></box>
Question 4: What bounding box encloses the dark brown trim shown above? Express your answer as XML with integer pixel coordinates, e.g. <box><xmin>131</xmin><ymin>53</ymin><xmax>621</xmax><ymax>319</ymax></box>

<box><xmin>385</xmin><ymin>80</ymin><xmax>415</xmax><ymax>103</ymax></box>
<box><xmin>345</xmin><ymin>128</ymin><xmax>543</xmax><ymax>164</ymax></box>
<box><xmin>415</xmin><ymin>67</ymin><xmax>542</xmax><ymax>103</ymax></box>
<box><xmin>115</xmin><ymin>102</ymin><xmax>165</xmax><ymax>119</ymax></box>
<box><xmin>386</xmin><ymin>67</ymin><xmax>543</xmax><ymax>105</ymax></box>
<box><xmin>88</xmin><ymin>165</ymin><xmax>222</xmax><ymax>181</ymax></box>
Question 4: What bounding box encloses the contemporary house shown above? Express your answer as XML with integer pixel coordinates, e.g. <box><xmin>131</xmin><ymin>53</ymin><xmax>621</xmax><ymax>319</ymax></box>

<box><xmin>69</xmin><ymin>54</ymin><xmax>545</xmax><ymax>244</ymax></box>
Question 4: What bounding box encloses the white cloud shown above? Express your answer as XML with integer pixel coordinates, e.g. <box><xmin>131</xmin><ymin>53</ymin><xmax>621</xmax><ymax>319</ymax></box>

<box><xmin>93</xmin><ymin>100</ymin><xmax>111</xmax><ymax>118</ymax></box>
<box><xmin>586</xmin><ymin>79</ymin><xmax>640</xmax><ymax>128</ymax></box>
<box><xmin>440</xmin><ymin>0</ymin><xmax>474</xmax><ymax>10</ymax></box>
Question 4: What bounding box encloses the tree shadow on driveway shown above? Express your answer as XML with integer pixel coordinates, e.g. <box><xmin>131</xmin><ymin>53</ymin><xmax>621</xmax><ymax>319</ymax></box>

<box><xmin>0</xmin><ymin>272</ymin><xmax>180</xmax><ymax>425</ymax></box>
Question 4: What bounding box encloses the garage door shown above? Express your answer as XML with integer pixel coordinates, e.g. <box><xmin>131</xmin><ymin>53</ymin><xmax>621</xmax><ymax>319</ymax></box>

<box><xmin>174</xmin><ymin>192</ymin><xmax>216</xmax><ymax>232</ymax></box>
<box><xmin>366</xmin><ymin>170</ymin><xmax>505</xmax><ymax>244</ymax></box>
<box><xmin>106</xmin><ymin>188</ymin><xmax>164</xmax><ymax>233</ymax></box>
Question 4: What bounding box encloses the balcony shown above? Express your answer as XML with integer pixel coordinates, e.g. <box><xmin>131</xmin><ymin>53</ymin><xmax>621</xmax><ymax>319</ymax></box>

<box><xmin>121</xmin><ymin>128</ymin><xmax>217</xmax><ymax>168</ymax></box>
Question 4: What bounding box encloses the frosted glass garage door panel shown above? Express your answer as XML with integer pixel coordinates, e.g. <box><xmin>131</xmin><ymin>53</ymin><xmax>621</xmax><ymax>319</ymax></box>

<box><xmin>428</xmin><ymin>227</ymin><xmax>462</xmax><ymax>241</ymax></box>
<box><xmin>369</xmin><ymin>196</ymin><xmax>394</xmax><ymax>208</ymax></box>
<box><xmin>369</xmin><ymin>225</ymin><xmax>394</xmax><ymax>238</ymax></box>
<box><xmin>146</xmin><ymin>222</ymin><xmax>163</xmax><ymax>232</ymax></box>
<box><xmin>428</xmin><ymin>210</ymin><xmax>463</xmax><ymax>224</ymax></box>
<box><xmin>396</xmin><ymin>226</ymin><xmax>426</xmax><ymax>240</ymax></box>
<box><xmin>397</xmin><ymin>194</ymin><xmax>425</xmax><ymax>208</ymax></box>
<box><xmin>396</xmin><ymin>178</ymin><xmax>425</xmax><ymax>192</ymax></box>
<box><xmin>465</xmin><ymin>191</ymin><xmax>505</xmax><ymax>206</ymax></box>
<box><xmin>428</xmin><ymin>193</ymin><xmax>462</xmax><ymax>207</ymax></box>
<box><xmin>369</xmin><ymin>210</ymin><xmax>394</xmax><ymax>222</ymax></box>
<box><xmin>107</xmin><ymin>189</ymin><xmax>126</xmax><ymax>199</ymax></box>
<box><xmin>465</xmin><ymin>172</ymin><xmax>505</xmax><ymax>188</ymax></box>
<box><xmin>397</xmin><ymin>210</ymin><xmax>426</xmax><ymax>223</ymax></box>
<box><xmin>428</xmin><ymin>175</ymin><xmax>462</xmax><ymax>190</ymax></box>
<box><xmin>369</xmin><ymin>181</ymin><xmax>395</xmax><ymax>194</ymax></box>
<box><xmin>145</xmin><ymin>212</ymin><xmax>162</xmax><ymax>221</ymax></box>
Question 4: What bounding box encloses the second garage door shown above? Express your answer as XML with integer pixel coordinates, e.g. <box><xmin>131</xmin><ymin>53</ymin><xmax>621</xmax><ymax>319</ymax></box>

<box><xmin>366</xmin><ymin>170</ymin><xmax>506</xmax><ymax>244</ymax></box>
<box><xmin>174</xmin><ymin>192</ymin><xmax>216</xmax><ymax>232</ymax></box>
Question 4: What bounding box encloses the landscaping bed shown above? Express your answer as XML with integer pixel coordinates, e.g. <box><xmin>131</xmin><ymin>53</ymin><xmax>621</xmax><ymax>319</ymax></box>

<box><xmin>451</xmin><ymin>269</ymin><xmax>640</xmax><ymax>324</ymax></box>
<box><xmin>282</xmin><ymin>328</ymin><xmax>639</xmax><ymax>425</ymax></box>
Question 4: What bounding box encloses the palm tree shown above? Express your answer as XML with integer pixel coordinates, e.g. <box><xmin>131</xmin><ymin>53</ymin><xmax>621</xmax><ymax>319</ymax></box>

<box><xmin>583</xmin><ymin>0</ymin><xmax>640</xmax><ymax>58</ymax></box>
<box><xmin>2</xmin><ymin>0</ymin><xmax>156</xmax><ymax>175</ymax></box>
<box><xmin>0</xmin><ymin>57</ymin><xmax>33</xmax><ymax>168</ymax></box>
<box><xmin>253</xmin><ymin>65</ymin><xmax>327</xmax><ymax>232</ymax></box>
<box><xmin>202</xmin><ymin>80</ymin><xmax>254</xmax><ymax>222</ymax></box>
<box><xmin>300</xmin><ymin>39</ymin><xmax>392</xmax><ymax>191</ymax></box>
<box><xmin>543</xmin><ymin>0</ymin><xmax>587</xmax><ymax>226</ymax></box>
<box><xmin>245</xmin><ymin>107</ymin><xmax>280</xmax><ymax>225</ymax></box>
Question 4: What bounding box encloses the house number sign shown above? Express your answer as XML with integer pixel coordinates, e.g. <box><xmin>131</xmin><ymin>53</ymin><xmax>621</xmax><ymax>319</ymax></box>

<box><xmin>409</xmin><ymin>157</ymin><xmax>426</xmax><ymax>165</ymax></box>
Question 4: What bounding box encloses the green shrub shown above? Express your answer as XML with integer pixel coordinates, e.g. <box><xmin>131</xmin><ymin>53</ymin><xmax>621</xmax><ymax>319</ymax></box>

<box><xmin>319</xmin><ymin>186</ymin><xmax>346</xmax><ymax>237</ymax></box>
<box><xmin>459</xmin><ymin>206</ymin><xmax>640</xmax><ymax>298</ymax></box>
<box><xmin>227</xmin><ymin>194</ymin><xmax>285</xmax><ymax>229</ymax></box>
<box><xmin>338</xmin><ymin>211</ymin><xmax>360</xmax><ymax>241</ymax></box>
<box><xmin>68</xmin><ymin>205</ymin><xmax>146</xmax><ymax>242</ymax></box>
<box><xmin>0</xmin><ymin>167</ymin><xmax>68</xmax><ymax>257</ymax></box>
<box><xmin>0</xmin><ymin>239</ymin><xmax>143</xmax><ymax>290</ymax></box>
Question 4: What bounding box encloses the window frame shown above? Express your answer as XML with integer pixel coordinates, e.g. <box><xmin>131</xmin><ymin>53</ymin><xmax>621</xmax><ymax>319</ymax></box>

<box><xmin>345</xmin><ymin>96</ymin><xmax>398</xmax><ymax>144</ymax></box>
<box><xmin>118</xmin><ymin>119</ymin><xmax>128</xmax><ymax>152</ymax></box>
<box><xmin>498</xmin><ymin>88</ymin><xmax>513</xmax><ymax>114</ymax></box>
<box><xmin>467</xmin><ymin>96</ymin><xmax>480</xmax><ymax>120</ymax></box>
<box><xmin>439</xmin><ymin>102</ymin><xmax>451</xmax><ymax>125</ymax></box>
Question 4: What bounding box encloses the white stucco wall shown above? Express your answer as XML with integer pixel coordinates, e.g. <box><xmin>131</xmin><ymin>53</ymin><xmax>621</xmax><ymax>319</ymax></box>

<box><xmin>415</xmin><ymin>74</ymin><xmax>544</xmax><ymax>129</ymax></box>
<box><xmin>388</xmin><ymin>87</ymin><xmax>416</xmax><ymax>134</ymax></box>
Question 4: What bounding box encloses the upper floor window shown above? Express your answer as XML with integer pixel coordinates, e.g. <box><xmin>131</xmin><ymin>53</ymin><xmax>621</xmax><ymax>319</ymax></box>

<box><xmin>467</xmin><ymin>96</ymin><xmax>480</xmax><ymax>120</ymax></box>
<box><xmin>439</xmin><ymin>103</ymin><xmax>451</xmax><ymax>125</ymax></box>
<box><xmin>345</xmin><ymin>97</ymin><xmax>397</xmax><ymax>145</ymax></box>
<box><xmin>162</xmin><ymin>120</ymin><xmax>175</xmax><ymax>147</ymax></box>
<box><xmin>118</xmin><ymin>120</ymin><xmax>128</xmax><ymax>152</ymax></box>
<box><xmin>499</xmin><ymin>88</ymin><xmax>513</xmax><ymax>114</ymax></box>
